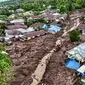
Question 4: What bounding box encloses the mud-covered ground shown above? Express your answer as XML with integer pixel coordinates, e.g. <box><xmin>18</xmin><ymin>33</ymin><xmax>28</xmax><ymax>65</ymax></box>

<box><xmin>7</xmin><ymin>34</ymin><xmax>81</xmax><ymax>85</ymax></box>
<box><xmin>7</xmin><ymin>31</ymin><xmax>82</xmax><ymax>85</ymax></box>
<box><xmin>6</xmin><ymin>34</ymin><xmax>57</xmax><ymax>85</ymax></box>
<box><xmin>39</xmin><ymin>37</ymin><xmax>81</xmax><ymax>85</ymax></box>
<box><xmin>6</xmin><ymin>13</ymin><xmax>84</xmax><ymax>85</ymax></box>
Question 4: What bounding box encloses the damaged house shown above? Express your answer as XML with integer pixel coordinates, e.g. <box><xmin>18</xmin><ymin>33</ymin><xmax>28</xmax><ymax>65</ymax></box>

<box><xmin>66</xmin><ymin>43</ymin><xmax>85</xmax><ymax>62</ymax></box>
<box><xmin>30</xmin><ymin>22</ymin><xmax>47</xmax><ymax>30</ymax></box>
<box><xmin>77</xmin><ymin>23</ymin><xmax>85</xmax><ymax>35</ymax></box>
<box><xmin>5</xmin><ymin>24</ymin><xmax>27</xmax><ymax>38</ymax></box>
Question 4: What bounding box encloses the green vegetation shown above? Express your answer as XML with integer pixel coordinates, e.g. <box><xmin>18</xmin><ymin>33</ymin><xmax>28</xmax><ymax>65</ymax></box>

<box><xmin>0</xmin><ymin>15</ymin><xmax>7</xmax><ymax>20</ymax></box>
<box><xmin>24</xmin><ymin>19</ymin><xmax>36</xmax><ymax>26</ymax></box>
<box><xmin>0</xmin><ymin>0</ymin><xmax>85</xmax><ymax>17</ymax></box>
<box><xmin>24</xmin><ymin>18</ymin><xmax>47</xmax><ymax>27</ymax></box>
<box><xmin>69</xmin><ymin>30</ymin><xmax>80</xmax><ymax>42</ymax></box>
<box><xmin>36</xmin><ymin>26</ymin><xmax>42</xmax><ymax>31</ymax></box>
<box><xmin>36</xmin><ymin>18</ymin><xmax>48</xmax><ymax>24</ymax></box>
<box><xmin>0</xmin><ymin>43</ymin><xmax>14</xmax><ymax>85</ymax></box>
<box><xmin>0</xmin><ymin>24</ymin><xmax>7</xmax><ymax>36</ymax></box>
<box><xmin>0</xmin><ymin>43</ymin><xmax>5</xmax><ymax>51</ymax></box>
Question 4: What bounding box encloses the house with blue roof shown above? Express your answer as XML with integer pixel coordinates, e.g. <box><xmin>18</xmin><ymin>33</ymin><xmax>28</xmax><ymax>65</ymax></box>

<box><xmin>48</xmin><ymin>25</ymin><xmax>61</xmax><ymax>34</ymax></box>
<box><xmin>42</xmin><ymin>24</ymin><xmax>48</xmax><ymax>30</ymax></box>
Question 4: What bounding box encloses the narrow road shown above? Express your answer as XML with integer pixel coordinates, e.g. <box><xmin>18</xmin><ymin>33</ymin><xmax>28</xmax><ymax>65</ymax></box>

<box><xmin>30</xmin><ymin>18</ymin><xmax>80</xmax><ymax>85</ymax></box>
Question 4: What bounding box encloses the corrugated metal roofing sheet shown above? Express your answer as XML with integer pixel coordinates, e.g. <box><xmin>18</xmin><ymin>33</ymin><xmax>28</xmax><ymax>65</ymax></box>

<box><xmin>67</xmin><ymin>43</ymin><xmax>85</xmax><ymax>62</ymax></box>
<box><xmin>65</xmin><ymin>59</ymin><xmax>80</xmax><ymax>70</ymax></box>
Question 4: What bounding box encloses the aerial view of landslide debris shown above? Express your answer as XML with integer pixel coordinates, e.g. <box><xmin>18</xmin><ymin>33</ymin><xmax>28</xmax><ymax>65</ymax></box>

<box><xmin>6</xmin><ymin>13</ymin><xmax>82</xmax><ymax>85</ymax></box>
<box><xmin>1</xmin><ymin>0</ymin><xmax>85</xmax><ymax>85</ymax></box>
<box><xmin>5</xmin><ymin>11</ymin><xmax>84</xmax><ymax>85</ymax></box>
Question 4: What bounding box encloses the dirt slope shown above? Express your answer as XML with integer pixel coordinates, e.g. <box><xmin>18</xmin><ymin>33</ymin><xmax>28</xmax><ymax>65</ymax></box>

<box><xmin>6</xmin><ymin>34</ymin><xmax>56</xmax><ymax>85</ymax></box>
<box><xmin>40</xmin><ymin>38</ymin><xmax>78</xmax><ymax>85</ymax></box>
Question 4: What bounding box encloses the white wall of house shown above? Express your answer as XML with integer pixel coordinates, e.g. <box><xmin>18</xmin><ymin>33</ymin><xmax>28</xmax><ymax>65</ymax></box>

<box><xmin>82</xmin><ymin>30</ymin><xmax>85</xmax><ymax>35</ymax></box>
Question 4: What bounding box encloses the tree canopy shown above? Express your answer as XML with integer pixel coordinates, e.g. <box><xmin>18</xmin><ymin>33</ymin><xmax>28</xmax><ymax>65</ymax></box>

<box><xmin>69</xmin><ymin>30</ymin><xmax>80</xmax><ymax>42</ymax></box>
<box><xmin>0</xmin><ymin>0</ymin><xmax>85</xmax><ymax>16</ymax></box>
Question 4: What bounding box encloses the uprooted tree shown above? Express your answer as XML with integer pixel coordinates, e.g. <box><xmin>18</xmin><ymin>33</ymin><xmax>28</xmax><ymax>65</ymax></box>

<box><xmin>69</xmin><ymin>30</ymin><xmax>80</xmax><ymax>42</ymax></box>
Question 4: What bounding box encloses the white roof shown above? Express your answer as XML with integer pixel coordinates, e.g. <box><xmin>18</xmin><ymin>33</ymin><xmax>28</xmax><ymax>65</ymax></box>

<box><xmin>53</xmin><ymin>12</ymin><xmax>61</xmax><ymax>16</ymax></box>
<box><xmin>27</xmin><ymin>27</ymin><xmax>35</xmax><ymax>32</ymax></box>
<box><xmin>67</xmin><ymin>43</ymin><xmax>85</xmax><ymax>62</ymax></box>
<box><xmin>10</xmin><ymin>19</ymin><xmax>24</xmax><ymax>23</ymax></box>
<box><xmin>16</xmin><ymin>8</ymin><xmax>24</xmax><ymax>12</ymax></box>
<box><xmin>2</xmin><ymin>51</ymin><xmax>8</xmax><ymax>55</ymax></box>
<box><xmin>5</xmin><ymin>35</ymin><xmax>14</xmax><ymax>39</ymax></box>
<box><xmin>16</xmin><ymin>28</ymin><xmax>27</xmax><ymax>33</ymax></box>
<box><xmin>60</xmin><ymin>17</ymin><xmax>65</xmax><ymax>20</ymax></box>
<box><xmin>77</xmin><ymin>65</ymin><xmax>85</xmax><ymax>73</ymax></box>
<box><xmin>0</xmin><ymin>20</ymin><xmax>7</xmax><ymax>23</ymax></box>
<box><xmin>23</xmin><ymin>12</ymin><xmax>33</xmax><ymax>16</ymax></box>
<box><xmin>56</xmin><ymin>19</ymin><xmax>60</xmax><ymax>22</ymax></box>
<box><xmin>8</xmin><ymin>14</ymin><xmax>15</xmax><ymax>19</ymax></box>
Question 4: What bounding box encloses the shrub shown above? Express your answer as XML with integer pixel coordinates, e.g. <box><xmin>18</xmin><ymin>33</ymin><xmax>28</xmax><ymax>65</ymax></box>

<box><xmin>36</xmin><ymin>26</ymin><xmax>42</xmax><ymax>31</ymax></box>
<box><xmin>69</xmin><ymin>30</ymin><xmax>80</xmax><ymax>42</ymax></box>
<box><xmin>0</xmin><ymin>52</ymin><xmax>14</xmax><ymax>85</ymax></box>
<box><xmin>0</xmin><ymin>43</ymin><xmax>5</xmax><ymax>51</ymax></box>
<box><xmin>0</xmin><ymin>24</ymin><xmax>6</xmax><ymax>36</ymax></box>
<box><xmin>0</xmin><ymin>43</ymin><xmax>14</xmax><ymax>85</ymax></box>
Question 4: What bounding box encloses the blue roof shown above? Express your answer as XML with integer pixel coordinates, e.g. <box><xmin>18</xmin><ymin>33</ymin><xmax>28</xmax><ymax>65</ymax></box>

<box><xmin>48</xmin><ymin>26</ymin><xmax>61</xmax><ymax>33</ymax></box>
<box><xmin>42</xmin><ymin>24</ymin><xmax>48</xmax><ymax>29</ymax></box>
<box><xmin>65</xmin><ymin>59</ymin><xmax>80</xmax><ymax>70</ymax></box>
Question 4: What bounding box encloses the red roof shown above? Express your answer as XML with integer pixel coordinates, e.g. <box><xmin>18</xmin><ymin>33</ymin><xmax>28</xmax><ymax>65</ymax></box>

<box><xmin>30</xmin><ymin>22</ymin><xmax>43</xmax><ymax>28</ymax></box>
<box><xmin>78</xmin><ymin>24</ymin><xmax>85</xmax><ymax>30</ymax></box>
<box><xmin>44</xmin><ymin>15</ymin><xmax>54</xmax><ymax>21</ymax></box>
<box><xmin>24</xmin><ymin>30</ymin><xmax>45</xmax><ymax>37</ymax></box>
<box><xmin>7</xmin><ymin>25</ymin><xmax>27</xmax><ymax>30</ymax></box>
<box><xmin>6</xmin><ymin>30</ymin><xmax>21</xmax><ymax>35</ymax></box>
<box><xmin>31</xmin><ymin>15</ymin><xmax>40</xmax><ymax>19</ymax></box>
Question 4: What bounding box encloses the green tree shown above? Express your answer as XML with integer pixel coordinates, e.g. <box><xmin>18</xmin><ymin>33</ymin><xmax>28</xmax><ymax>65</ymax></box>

<box><xmin>0</xmin><ymin>24</ymin><xmax>7</xmax><ymax>36</ymax></box>
<box><xmin>36</xmin><ymin>26</ymin><xmax>42</xmax><ymax>31</ymax></box>
<box><xmin>0</xmin><ymin>43</ymin><xmax>5</xmax><ymax>51</ymax></box>
<box><xmin>69</xmin><ymin>30</ymin><xmax>80</xmax><ymax>42</ymax></box>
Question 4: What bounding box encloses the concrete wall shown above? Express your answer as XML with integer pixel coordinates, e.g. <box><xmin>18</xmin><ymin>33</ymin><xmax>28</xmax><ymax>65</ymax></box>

<box><xmin>82</xmin><ymin>30</ymin><xmax>85</xmax><ymax>35</ymax></box>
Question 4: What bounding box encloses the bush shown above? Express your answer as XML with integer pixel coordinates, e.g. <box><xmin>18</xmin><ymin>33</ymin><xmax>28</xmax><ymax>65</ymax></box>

<box><xmin>36</xmin><ymin>26</ymin><xmax>42</xmax><ymax>31</ymax></box>
<box><xmin>0</xmin><ymin>15</ymin><xmax>7</xmax><ymax>20</ymax></box>
<box><xmin>0</xmin><ymin>43</ymin><xmax>14</xmax><ymax>85</ymax></box>
<box><xmin>0</xmin><ymin>24</ymin><xmax>6</xmax><ymax>36</ymax></box>
<box><xmin>0</xmin><ymin>52</ymin><xmax>14</xmax><ymax>85</ymax></box>
<box><xmin>0</xmin><ymin>43</ymin><xmax>5</xmax><ymax>51</ymax></box>
<box><xmin>69</xmin><ymin>30</ymin><xmax>80</xmax><ymax>42</ymax></box>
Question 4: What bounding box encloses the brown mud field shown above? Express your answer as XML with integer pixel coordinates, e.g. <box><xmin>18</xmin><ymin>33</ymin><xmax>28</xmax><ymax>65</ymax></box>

<box><xmin>39</xmin><ymin>37</ymin><xmax>82</xmax><ymax>85</ymax></box>
<box><xmin>6</xmin><ymin>15</ymin><xmax>83</xmax><ymax>85</ymax></box>
<box><xmin>6</xmin><ymin>34</ymin><xmax>57</xmax><ymax>85</ymax></box>
<box><xmin>7</xmin><ymin>33</ymin><xmax>81</xmax><ymax>85</ymax></box>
